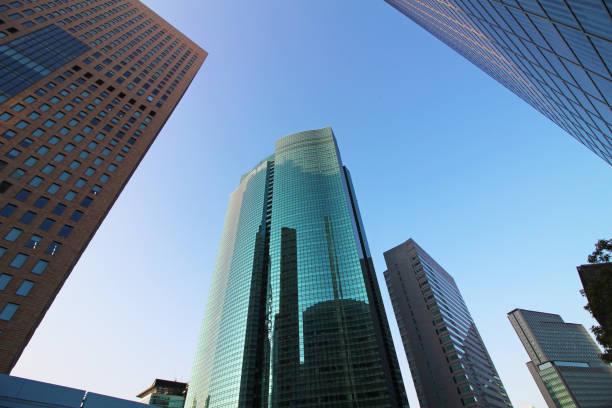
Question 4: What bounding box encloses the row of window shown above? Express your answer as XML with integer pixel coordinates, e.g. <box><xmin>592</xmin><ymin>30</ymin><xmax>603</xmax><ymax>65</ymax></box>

<box><xmin>0</xmin><ymin>247</ymin><xmax>48</xmax><ymax>274</ymax></box>
<box><xmin>0</xmin><ymin>273</ymin><xmax>34</xmax><ymax>295</ymax></box>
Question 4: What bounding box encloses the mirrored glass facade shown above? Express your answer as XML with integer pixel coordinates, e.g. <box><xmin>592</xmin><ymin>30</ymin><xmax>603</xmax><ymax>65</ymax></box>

<box><xmin>384</xmin><ymin>239</ymin><xmax>512</xmax><ymax>408</ymax></box>
<box><xmin>385</xmin><ymin>0</ymin><xmax>612</xmax><ymax>165</ymax></box>
<box><xmin>508</xmin><ymin>309</ymin><xmax>612</xmax><ymax>407</ymax></box>
<box><xmin>186</xmin><ymin>127</ymin><xmax>407</xmax><ymax>408</ymax></box>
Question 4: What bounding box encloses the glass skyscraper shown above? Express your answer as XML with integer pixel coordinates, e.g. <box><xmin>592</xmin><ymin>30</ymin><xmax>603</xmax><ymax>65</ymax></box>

<box><xmin>508</xmin><ymin>308</ymin><xmax>612</xmax><ymax>407</ymax></box>
<box><xmin>384</xmin><ymin>0</ymin><xmax>612</xmax><ymax>165</ymax></box>
<box><xmin>186</xmin><ymin>127</ymin><xmax>408</xmax><ymax>408</ymax></box>
<box><xmin>384</xmin><ymin>239</ymin><xmax>512</xmax><ymax>408</ymax></box>
<box><xmin>0</xmin><ymin>0</ymin><xmax>205</xmax><ymax>373</ymax></box>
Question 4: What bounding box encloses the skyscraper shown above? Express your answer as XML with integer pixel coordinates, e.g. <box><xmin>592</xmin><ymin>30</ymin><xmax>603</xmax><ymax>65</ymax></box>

<box><xmin>384</xmin><ymin>0</ymin><xmax>612</xmax><ymax>165</ymax></box>
<box><xmin>0</xmin><ymin>0</ymin><xmax>206</xmax><ymax>373</ymax></box>
<box><xmin>186</xmin><ymin>127</ymin><xmax>408</xmax><ymax>408</ymax></box>
<box><xmin>384</xmin><ymin>239</ymin><xmax>512</xmax><ymax>408</ymax></box>
<box><xmin>508</xmin><ymin>308</ymin><xmax>612</xmax><ymax>407</ymax></box>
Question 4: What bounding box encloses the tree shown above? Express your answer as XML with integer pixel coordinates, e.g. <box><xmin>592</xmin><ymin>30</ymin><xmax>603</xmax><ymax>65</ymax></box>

<box><xmin>581</xmin><ymin>238</ymin><xmax>612</xmax><ymax>364</ymax></box>
<box><xmin>587</xmin><ymin>239</ymin><xmax>612</xmax><ymax>263</ymax></box>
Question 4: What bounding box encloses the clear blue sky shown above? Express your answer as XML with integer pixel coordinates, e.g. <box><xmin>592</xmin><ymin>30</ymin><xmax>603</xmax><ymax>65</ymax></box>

<box><xmin>12</xmin><ymin>1</ymin><xmax>611</xmax><ymax>407</ymax></box>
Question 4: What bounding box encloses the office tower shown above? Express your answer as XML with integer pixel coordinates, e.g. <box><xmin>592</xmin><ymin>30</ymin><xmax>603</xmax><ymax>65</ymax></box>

<box><xmin>508</xmin><ymin>308</ymin><xmax>612</xmax><ymax>407</ymax></box>
<box><xmin>0</xmin><ymin>374</ymin><xmax>152</xmax><ymax>408</ymax></box>
<box><xmin>0</xmin><ymin>1</ymin><xmax>206</xmax><ymax>373</ymax></box>
<box><xmin>186</xmin><ymin>127</ymin><xmax>408</xmax><ymax>408</ymax></box>
<box><xmin>384</xmin><ymin>239</ymin><xmax>512</xmax><ymax>408</ymax></box>
<box><xmin>384</xmin><ymin>0</ymin><xmax>612</xmax><ymax>165</ymax></box>
<box><xmin>137</xmin><ymin>379</ymin><xmax>187</xmax><ymax>407</ymax></box>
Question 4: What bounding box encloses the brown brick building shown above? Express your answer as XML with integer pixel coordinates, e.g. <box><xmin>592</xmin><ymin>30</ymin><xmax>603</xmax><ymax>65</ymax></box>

<box><xmin>0</xmin><ymin>0</ymin><xmax>206</xmax><ymax>373</ymax></box>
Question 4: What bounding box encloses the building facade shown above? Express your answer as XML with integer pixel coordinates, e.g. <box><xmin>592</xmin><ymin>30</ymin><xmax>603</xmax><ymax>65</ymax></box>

<box><xmin>0</xmin><ymin>374</ymin><xmax>151</xmax><ymax>408</ymax></box>
<box><xmin>137</xmin><ymin>379</ymin><xmax>187</xmax><ymax>407</ymax></box>
<box><xmin>384</xmin><ymin>239</ymin><xmax>512</xmax><ymax>408</ymax></box>
<box><xmin>384</xmin><ymin>0</ymin><xmax>612</xmax><ymax>165</ymax></box>
<box><xmin>0</xmin><ymin>0</ymin><xmax>206</xmax><ymax>373</ymax></box>
<box><xmin>508</xmin><ymin>308</ymin><xmax>612</xmax><ymax>407</ymax></box>
<box><xmin>186</xmin><ymin>127</ymin><xmax>408</xmax><ymax>408</ymax></box>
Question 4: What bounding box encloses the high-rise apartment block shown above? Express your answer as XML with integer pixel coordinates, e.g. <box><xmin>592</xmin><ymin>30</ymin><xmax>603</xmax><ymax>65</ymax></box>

<box><xmin>186</xmin><ymin>127</ymin><xmax>408</xmax><ymax>408</ymax></box>
<box><xmin>384</xmin><ymin>239</ymin><xmax>512</xmax><ymax>408</ymax></box>
<box><xmin>508</xmin><ymin>308</ymin><xmax>612</xmax><ymax>407</ymax></box>
<box><xmin>0</xmin><ymin>0</ymin><xmax>206</xmax><ymax>373</ymax></box>
<box><xmin>385</xmin><ymin>0</ymin><xmax>612</xmax><ymax>165</ymax></box>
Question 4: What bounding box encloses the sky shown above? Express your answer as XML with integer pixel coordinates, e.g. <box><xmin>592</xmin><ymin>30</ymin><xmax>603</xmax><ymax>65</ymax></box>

<box><xmin>12</xmin><ymin>1</ymin><xmax>612</xmax><ymax>407</ymax></box>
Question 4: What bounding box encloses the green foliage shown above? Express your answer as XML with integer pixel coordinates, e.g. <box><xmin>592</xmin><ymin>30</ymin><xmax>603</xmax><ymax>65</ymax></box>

<box><xmin>587</xmin><ymin>239</ymin><xmax>612</xmax><ymax>264</ymax></box>
<box><xmin>583</xmin><ymin>274</ymin><xmax>612</xmax><ymax>363</ymax></box>
<box><xmin>582</xmin><ymin>238</ymin><xmax>612</xmax><ymax>364</ymax></box>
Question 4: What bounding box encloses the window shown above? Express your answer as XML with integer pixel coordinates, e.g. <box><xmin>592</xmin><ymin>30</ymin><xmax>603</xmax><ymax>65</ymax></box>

<box><xmin>14</xmin><ymin>189</ymin><xmax>31</xmax><ymax>201</ymax></box>
<box><xmin>33</xmin><ymin>196</ymin><xmax>49</xmax><ymax>209</ymax></box>
<box><xmin>4</xmin><ymin>228</ymin><xmax>22</xmax><ymax>242</ymax></box>
<box><xmin>46</xmin><ymin>183</ymin><xmax>60</xmax><ymax>194</ymax></box>
<box><xmin>58</xmin><ymin>225</ymin><xmax>73</xmax><ymax>238</ymax></box>
<box><xmin>56</xmin><ymin>171</ymin><xmax>72</xmax><ymax>182</ymax></box>
<box><xmin>70</xmin><ymin>210</ymin><xmax>84</xmax><ymax>222</ymax></box>
<box><xmin>15</xmin><ymin>120</ymin><xmax>29</xmax><ymax>129</ymax></box>
<box><xmin>9</xmin><ymin>253</ymin><xmax>28</xmax><ymax>268</ymax></box>
<box><xmin>64</xmin><ymin>190</ymin><xmax>77</xmax><ymax>201</ymax></box>
<box><xmin>93</xmin><ymin>157</ymin><xmax>103</xmax><ymax>166</ymax></box>
<box><xmin>80</xmin><ymin>197</ymin><xmax>93</xmax><ymax>208</ymax></box>
<box><xmin>0</xmin><ymin>303</ymin><xmax>19</xmax><ymax>321</ymax></box>
<box><xmin>1</xmin><ymin>204</ymin><xmax>17</xmax><ymax>217</ymax></box>
<box><xmin>19</xmin><ymin>138</ymin><xmax>34</xmax><ymax>148</ymax></box>
<box><xmin>75</xmin><ymin>178</ymin><xmax>86</xmax><ymax>188</ymax></box>
<box><xmin>0</xmin><ymin>112</ymin><xmax>13</xmax><ymax>121</ymax></box>
<box><xmin>11</xmin><ymin>103</ymin><xmax>24</xmax><ymax>112</ymax></box>
<box><xmin>16</xmin><ymin>280</ymin><xmax>34</xmax><ymax>296</ymax></box>
<box><xmin>84</xmin><ymin>167</ymin><xmax>95</xmax><ymax>176</ymax></box>
<box><xmin>37</xmin><ymin>146</ymin><xmax>50</xmax><ymax>155</ymax></box>
<box><xmin>27</xmin><ymin>111</ymin><xmax>40</xmax><ymax>120</ymax></box>
<box><xmin>20</xmin><ymin>211</ymin><xmax>36</xmax><ymax>224</ymax></box>
<box><xmin>10</xmin><ymin>168</ymin><xmax>26</xmax><ymax>179</ymax></box>
<box><xmin>53</xmin><ymin>153</ymin><xmax>65</xmax><ymax>162</ymax></box>
<box><xmin>107</xmin><ymin>164</ymin><xmax>117</xmax><ymax>172</ymax></box>
<box><xmin>52</xmin><ymin>203</ymin><xmax>66</xmax><ymax>215</ymax></box>
<box><xmin>32</xmin><ymin>260</ymin><xmax>48</xmax><ymax>275</ymax></box>
<box><xmin>29</xmin><ymin>176</ymin><xmax>43</xmax><ymax>187</ymax></box>
<box><xmin>64</xmin><ymin>143</ymin><xmax>75</xmax><ymax>152</ymax></box>
<box><xmin>39</xmin><ymin>218</ymin><xmax>55</xmax><ymax>231</ymax></box>
<box><xmin>23</xmin><ymin>156</ymin><xmax>38</xmax><ymax>167</ymax></box>
<box><xmin>25</xmin><ymin>235</ymin><xmax>42</xmax><ymax>249</ymax></box>
<box><xmin>0</xmin><ymin>274</ymin><xmax>12</xmax><ymax>290</ymax></box>
<box><xmin>48</xmin><ymin>136</ymin><xmax>60</xmax><ymax>145</ymax></box>
<box><xmin>42</xmin><ymin>164</ymin><xmax>55</xmax><ymax>174</ymax></box>
<box><xmin>45</xmin><ymin>241</ymin><xmax>61</xmax><ymax>255</ymax></box>
<box><xmin>99</xmin><ymin>174</ymin><xmax>110</xmax><ymax>183</ymax></box>
<box><xmin>32</xmin><ymin>128</ymin><xmax>45</xmax><ymax>137</ymax></box>
<box><xmin>6</xmin><ymin>148</ymin><xmax>21</xmax><ymax>159</ymax></box>
<box><xmin>69</xmin><ymin>160</ymin><xmax>81</xmax><ymax>169</ymax></box>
